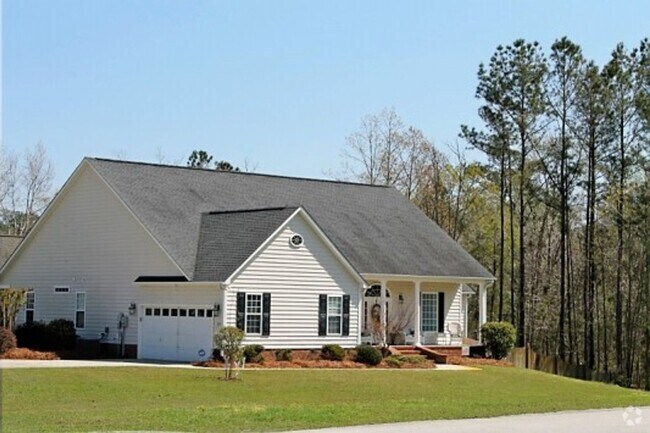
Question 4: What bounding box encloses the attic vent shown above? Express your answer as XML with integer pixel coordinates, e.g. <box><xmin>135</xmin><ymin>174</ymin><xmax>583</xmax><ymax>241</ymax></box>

<box><xmin>290</xmin><ymin>234</ymin><xmax>304</xmax><ymax>247</ymax></box>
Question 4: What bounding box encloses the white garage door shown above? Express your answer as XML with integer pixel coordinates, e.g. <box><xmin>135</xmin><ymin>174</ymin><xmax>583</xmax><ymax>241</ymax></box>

<box><xmin>139</xmin><ymin>305</ymin><xmax>215</xmax><ymax>361</ymax></box>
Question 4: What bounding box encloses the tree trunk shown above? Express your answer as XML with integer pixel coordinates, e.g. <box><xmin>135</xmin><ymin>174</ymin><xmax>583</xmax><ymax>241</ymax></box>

<box><xmin>517</xmin><ymin>132</ymin><xmax>526</xmax><ymax>348</ymax></box>
<box><xmin>499</xmin><ymin>154</ymin><xmax>506</xmax><ymax>321</ymax></box>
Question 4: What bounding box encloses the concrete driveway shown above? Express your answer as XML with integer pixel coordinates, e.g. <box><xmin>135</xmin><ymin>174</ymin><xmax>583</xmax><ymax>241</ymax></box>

<box><xmin>0</xmin><ymin>359</ymin><xmax>200</xmax><ymax>369</ymax></box>
<box><xmin>284</xmin><ymin>407</ymin><xmax>650</xmax><ymax>433</ymax></box>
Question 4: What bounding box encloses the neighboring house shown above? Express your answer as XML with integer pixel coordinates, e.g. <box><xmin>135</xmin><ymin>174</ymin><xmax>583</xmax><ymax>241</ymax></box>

<box><xmin>0</xmin><ymin>158</ymin><xmax>494</xmax><ymax>361</ymax></box>
<box><xmin>0</xmin><ymin>235</ymin><xmax>23</xmax><ymax>268</ymax></box>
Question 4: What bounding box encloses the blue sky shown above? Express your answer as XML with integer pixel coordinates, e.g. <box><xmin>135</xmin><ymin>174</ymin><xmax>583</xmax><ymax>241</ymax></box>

<box><xmin>3</xmin><ymin>1</ymin><xmax>649</xmax><ymax>188</ymax></box>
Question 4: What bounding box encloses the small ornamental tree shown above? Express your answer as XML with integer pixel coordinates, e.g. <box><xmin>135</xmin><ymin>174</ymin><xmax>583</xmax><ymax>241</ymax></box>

<box><xmin>214</xmin><ymin>326</ymin><xmax>245</xmax><ymax>380</ymax></box>
<box><xmin>0</xmin><ymin>288</ymin><xmax>28</xmax><ymax>330</ymax></box>
<box><xmin>481</xmin><ymin>321</ymin><xmax>517</xmax><ymax>359</ymax></box>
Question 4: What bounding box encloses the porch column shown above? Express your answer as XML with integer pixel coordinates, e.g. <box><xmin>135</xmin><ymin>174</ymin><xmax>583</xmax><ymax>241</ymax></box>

<box><xmin>380</xmin><ymin>280</ymin><xmax>388</xmax><ymax>343</ymax></box>
<box><xmin>414</xmin><ymin>281</ymin><xmax>421</xmax><ymax>346</ymax></box>
<box><xmin>478</xmin><ymin>282</ymin><xmax>487</xmax><ymax>342</ymax></box>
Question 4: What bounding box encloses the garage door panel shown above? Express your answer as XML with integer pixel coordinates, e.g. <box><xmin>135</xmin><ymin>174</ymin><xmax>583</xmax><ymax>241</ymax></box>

<box><xmin>140</xmin><ymin>305</ymin><xmax>214</xmax><ymax>362</ymax></box>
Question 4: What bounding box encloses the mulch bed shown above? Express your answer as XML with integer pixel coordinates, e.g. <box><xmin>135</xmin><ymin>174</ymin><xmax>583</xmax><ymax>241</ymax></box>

<box><xmin>1</xmin><ymin>348</ymin><xmax>60</xmax><ymax>360</ymax></box>
<box><xmin>194</xmin><ymin>349</ymin><xmax>437</xmax><ymax>369</ymax></box>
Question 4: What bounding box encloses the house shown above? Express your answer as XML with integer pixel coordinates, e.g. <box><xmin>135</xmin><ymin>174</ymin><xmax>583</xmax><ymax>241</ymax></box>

<box><xmin>0</xmin><ymin>158</ymin><xmax>494</xmax><ymax>361</ymax></box>
<box><xmin>0</xmin><ymin>235</ymin><xmax>22</xmax><ymax>267</ymax></box>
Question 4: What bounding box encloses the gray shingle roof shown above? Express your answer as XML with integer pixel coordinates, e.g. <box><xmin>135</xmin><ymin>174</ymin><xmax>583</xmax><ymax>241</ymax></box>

<box><xmin>0</xmin><ymin>235</ymin><xmax>22</xmax><ymax>267</ymax></box>
<box><xmin>194</xmin><ymin>207</ymin><xmax>297</xmax><ymax>281</ymax></box>
<box><xmin>87</xmin><ymin>158</ymin><xmax>493</xmax><ymax>281</ymax></box>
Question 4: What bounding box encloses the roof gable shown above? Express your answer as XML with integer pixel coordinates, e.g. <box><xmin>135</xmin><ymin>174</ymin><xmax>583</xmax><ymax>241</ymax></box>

<box><xmin>86</xmin><ymin>158</ymin><xmax>493</xmax><ymax>280</ymax></box>
<box><xmin>194</xmin><ymin>207</ymin><xmax>297</xmax><ymax>282</ymax></box>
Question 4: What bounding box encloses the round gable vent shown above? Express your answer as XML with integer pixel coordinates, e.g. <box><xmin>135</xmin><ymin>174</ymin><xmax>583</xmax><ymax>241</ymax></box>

<box><xmin>290</xmin><ymin>234</ymin><xmax>304</xmax><ymax>247</ymax></box>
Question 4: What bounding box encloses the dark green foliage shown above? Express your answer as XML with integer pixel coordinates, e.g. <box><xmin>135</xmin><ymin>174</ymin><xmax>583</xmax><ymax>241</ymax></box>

<box><xmin>481</xmin><ymin>321</ymin><xmax>517</xmax><ymax>360</ymax></box>
<box><xmin>243</xmin><ymin>344</ymin><xmax>265</xmax><ymax>363</ymax></box>
<box><xmin>15</xmin><ymin>321</ymin><xmax>48</xmax><ymax>350</ymax></box>
<box><xmin>320</xmin><ymin>344</ymin><xmax>345</xmax><ymax>361</ymax></box>
<box><xmin>0</xmin><ymin>328</ymin><xmax>17</xmax><ymax>353</ymax></box>
<box><xmin>274</xmin><ymin>349</ymin><xmax>292</xmax><ymax>362</ymax></box>
<box><xmin>354</xmin><ymin>345</ymin><xmax>382</xmax><ymax>366</ymax></box>
<box><xmin>45</xmin><ymin>319</ymin><xmax>77</xmax><ymax>351</ymax></box>
<box><xmin>14</xmin><ymin>320</ymin><xmax>76</xmax><ymax>351</ymax></box>
<box><xmin>187</xmin><ymin>150</ymin><xmax>213</xmax><ymax>168</ymax></box>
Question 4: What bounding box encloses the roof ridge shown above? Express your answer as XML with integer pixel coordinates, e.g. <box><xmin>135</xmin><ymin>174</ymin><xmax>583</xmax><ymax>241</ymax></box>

<box><xmin>87</xmin><ymin>157</ymin><xmax>392</xmax><ymax>189</ymax></box>
<box><xmin>204</xmin><ymin>206</ymin><xmax>297</xmax><ymax>215</ymax></box>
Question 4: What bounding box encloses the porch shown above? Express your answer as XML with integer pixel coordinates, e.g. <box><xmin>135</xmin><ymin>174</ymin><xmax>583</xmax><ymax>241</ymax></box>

<box><xmin>359</xmin><ymin>275</ymin><xmax>491</xmax><ymax>347</ymax></box>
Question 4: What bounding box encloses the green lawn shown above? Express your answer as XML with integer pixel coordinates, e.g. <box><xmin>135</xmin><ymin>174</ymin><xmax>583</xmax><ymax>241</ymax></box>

<box><xmin>2</xmin><ymin>366</ymin><xmax>649</xmax><ymax>432</ymax></box>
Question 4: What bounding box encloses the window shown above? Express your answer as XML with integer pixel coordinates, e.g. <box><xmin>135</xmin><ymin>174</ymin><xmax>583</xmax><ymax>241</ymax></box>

<box><xmin>25</xmin><ymin>291</ymin><xmax>35</xmax><ymax>324</ymax></box>
<box><xmin>363</xmin><ymin>285</ymin><xmax>391</xmax><ymax>298</ymax></box>
<box><xmin>75</xmin><ymin>292</ymin><xmax>86</xmax><ymax>329</ymax></box>
<box><xmin>245</xmin><ymin>294</ymin><xmax>262</xmax><ymax>334</ymax></box>
<box><xmin>54</xmin><ymin>286</ymin><xmax>69</xmax><ymax>294</ymax></box>
<box><xmin>327</xmin><ymin>296</ymin><xmax>342</xmax><ymax>335</ymax></box>
<box><xmin>421</xmin><ymin>292</ymin><xmax>438</xmax><ymax>332</ymax></box>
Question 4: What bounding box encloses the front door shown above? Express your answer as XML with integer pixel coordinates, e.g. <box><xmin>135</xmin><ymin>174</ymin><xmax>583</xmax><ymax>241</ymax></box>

<box><xmin>420</xmin><ymin>292</ymin><xmax>438</xmax><ymax>345</ymax></box>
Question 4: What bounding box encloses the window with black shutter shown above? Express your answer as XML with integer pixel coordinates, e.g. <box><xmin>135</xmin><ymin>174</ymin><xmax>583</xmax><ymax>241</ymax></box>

<box><xmin>262</xmin><ymin>293</ymin><xmax>271</xmax><ymax>336</ymax></box>
<box><xmin>236</xmin><ymin>292</ymin><xmax>246</xmax><ymax>331</ymax></box>
<box><xmin>318</xmin><ymin>294</ymin><xmax>327</xmax><ymax>336</ymax></box>
<box><xmin>438</xmin><ymin>292</ymin><xmax>445</xmax><ymax>333</ymax></box>
<box><xmin>342</xmin><ymin>295</ymin><xmax>350</xmax><ymax>336</ymax></box>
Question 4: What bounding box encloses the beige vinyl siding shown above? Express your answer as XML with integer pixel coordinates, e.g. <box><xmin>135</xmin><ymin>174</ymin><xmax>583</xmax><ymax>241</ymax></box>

<box><xmin>226</xmin><ymin>213</ymin><xmax>361</xmax><ymax>348</ymax></box>
<box><xmin>0</xmin><ymin>164</ymin><xmax>182</xmax><ymax>346</ymax></box>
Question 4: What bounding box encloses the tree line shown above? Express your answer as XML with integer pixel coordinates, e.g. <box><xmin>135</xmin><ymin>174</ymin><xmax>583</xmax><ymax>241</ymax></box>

<box><xmin>342</xmin><ymin>37</ymin><xmax>649</xmax><ymax>389</ymax></box>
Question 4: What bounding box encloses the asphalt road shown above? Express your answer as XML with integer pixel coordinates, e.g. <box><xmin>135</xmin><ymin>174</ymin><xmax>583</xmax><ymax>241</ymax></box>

<box><xmin>284</xmin><ymin>407</ymin><xmax>650</xmax><ymax>433</ymax></box>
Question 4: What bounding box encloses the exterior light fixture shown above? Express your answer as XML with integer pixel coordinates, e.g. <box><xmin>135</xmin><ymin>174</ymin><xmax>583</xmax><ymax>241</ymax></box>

<box><xmin>128</xmin><ymin>302</ymin><xmax>137</xmax><ymax>315</ymax></box>
<box><xmin>213</xmin><ymin>303</ymin><xmax>221</xmax><ymax>316</ymax></box>
<box><xmin>398</xmin><ymin>294</ymin><xmax>404</xmax><ymax>304</ymax></box>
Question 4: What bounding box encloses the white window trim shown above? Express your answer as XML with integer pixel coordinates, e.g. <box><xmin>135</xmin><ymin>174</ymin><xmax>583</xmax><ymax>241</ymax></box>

<box><xmin>420</xmin><ymin>291</ymin><xmax>439</xmax><ymax>333</ymax></box>
<box><xmin>327</xmin><ymin>295</ymin><xmax>343</xmax><ymax>336</ymax></box>
<box><xmin>245</xmin><ymin>293</ymin><xmax>263</xmax><ymax>336</ymax></box>
<box><xmin>75</xmin><ymin>291</ymin><xmax>86</xmax><ymax>329</ymax></box>
<box><xmin>54</xmin><ymin>286</ymin><xmax>70</xmax><ymax>294</ymax></box>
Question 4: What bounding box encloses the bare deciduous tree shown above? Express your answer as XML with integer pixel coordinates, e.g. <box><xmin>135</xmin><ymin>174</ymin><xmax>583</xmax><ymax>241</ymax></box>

<box><xmin>1</xmin><ymin>143</ymin><xmax>54</xmax><ymax>236</ymax></box>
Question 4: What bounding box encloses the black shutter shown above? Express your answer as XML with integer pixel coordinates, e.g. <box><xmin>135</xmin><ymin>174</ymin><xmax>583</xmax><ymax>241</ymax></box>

<box><xmin>318</xmin><ymin>294</ymin><xmax>327</xmax><ymax>336</ymax></box>
<box><xmin>236</xmin><ymin>292</ymin><xmax>246</xmax><ymax>331</ymax></box>
<box><xmin>262</xmin><ymin>293</ymin><xmax>271</xmax><ymax>336</ymax></box>
<box><xmin>438</xmin><ymin>292</ymin><xmax>445</xmax><ymax>333</ymax></box>
<box><xmin>342</xmin><ymin>295</ymin><xmax>350</xmax><ymax>336</ymax></box>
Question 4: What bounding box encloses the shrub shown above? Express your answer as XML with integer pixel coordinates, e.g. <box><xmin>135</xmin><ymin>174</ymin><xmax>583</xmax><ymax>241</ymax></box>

<box><xmin>243</xmin><ymin>344</ymin><xmax>265</xmax><ymax>363</ymax></box>
<box><xmin>481</xmin><ymin>321</ymin><xmax>516</xmax><ymax>360</ymax></box>
<box><xmin>384</xmin><ymin>355</ymin><xmax>403</xmax><ymax>368</ymax></box>
<box><xmin>274</xmin><ymin>349</ymin><xmax>292</xmax><ymax>362</ymax></box>
<box><xmin>0</xmin><ymin>328</ymin><xmax>17</xmax><ymax>354</ymax></box>
<box><xmin>355</xmin><ymin>345</ymin><xmax>382</xmax><ymax>366</ymax></box>
<box><xmin>214</xmin><ymin>326</ymin><xmax>245</xmax><ymax>380</ymax></box>
<box><xmin>44</xmin><ymin>319</ymin><xmax>77</xmax><ymax>351</ymax></box>
<box><xmin>15</xmin><ymin>321</ymin><xmax>47</xmax><ymax>350</ymax></box>
<box><xmin>399</xmin><ymin>355</ymin><xmax>426</xmax><ymax>364</ymax></box>
<box><xmin>320</xmin><ymin>344</ymin><xmax>345</xmax><ymax>361</ymax></box>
